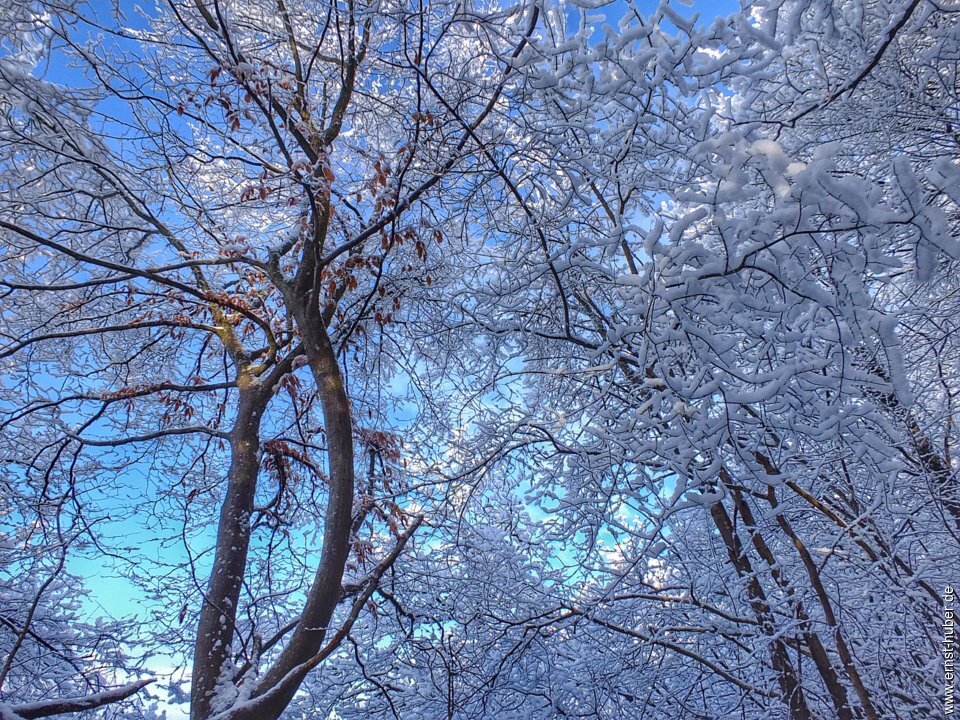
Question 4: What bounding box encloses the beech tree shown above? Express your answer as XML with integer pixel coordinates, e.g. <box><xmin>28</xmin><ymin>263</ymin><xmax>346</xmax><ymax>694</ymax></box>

<box><xmin>1</xmin><ymin>0</ymin><xmax>540</xmax><ymax>717</ymax></box>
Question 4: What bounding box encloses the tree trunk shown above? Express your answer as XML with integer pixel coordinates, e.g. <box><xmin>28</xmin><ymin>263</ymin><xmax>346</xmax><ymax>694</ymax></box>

<box><xmin>728</xmin><ymin>485</ymin><xmax>855</xmax><ymax>720</ymax></box>
<box><xmin>767</xmin><ymin>487</ymin><xmax>879</xmax><ymax>720</ymax></box>
<box><xmin>192</xmin><ymin>385</ymin><xmax>268</xmax><ymax>720</ymax></box>
<box><xmin>709</xmin><ymin>501</ymin><xmax>813</xmax><ymax>720</ymax></box>
<box><xmin>244</xmin><ymin>302</ymin><xmax>355</xmax><ymax>719</ymax></box>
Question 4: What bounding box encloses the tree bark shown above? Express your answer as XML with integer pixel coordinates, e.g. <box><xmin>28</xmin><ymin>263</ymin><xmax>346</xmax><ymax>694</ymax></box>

<box><xmin>191</xmin><ymin>385</ymin><xmax>268</xmax><ymax>720</ymax></box>
<box><xmin>246</xmin><ymin>302</ymin><xmax>355</xmax><ymax>719</ymax></box>
<box><xmin>710</xmin><ymin>501</ymin><xmax>813</xmax><ymax>720</ymax></box>
<box><xmin>728</xmin><ymin>486</ymin><xmax>854</xmax><ymax>720</ymax></box>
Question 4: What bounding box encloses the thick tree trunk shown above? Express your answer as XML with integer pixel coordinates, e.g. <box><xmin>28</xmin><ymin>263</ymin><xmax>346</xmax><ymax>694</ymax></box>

<box><xmin>244</xmin><ymin>303</ymin><xmax>355</xmax><ymax>719</ymax></box>
<box><xmin>192</xmin><ymin>385</ymin><xmax>268</xmax><ymax>720</ymax></box>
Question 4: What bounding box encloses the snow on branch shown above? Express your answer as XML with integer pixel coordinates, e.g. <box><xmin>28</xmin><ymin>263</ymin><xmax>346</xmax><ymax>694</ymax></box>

<box><xmin>0</xmin><ymin>679</ymin><xmax>154</xmax><ymax>719</ymax></box>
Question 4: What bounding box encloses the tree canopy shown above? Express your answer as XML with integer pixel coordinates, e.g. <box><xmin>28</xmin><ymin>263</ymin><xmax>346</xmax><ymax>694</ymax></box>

<box><xmin>1</xmin><ymin>0</ymin><xmax>958</xmax><ymax>718</ymax></box>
